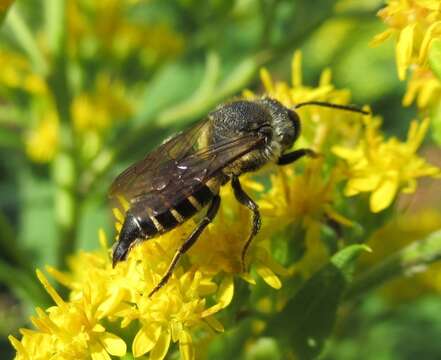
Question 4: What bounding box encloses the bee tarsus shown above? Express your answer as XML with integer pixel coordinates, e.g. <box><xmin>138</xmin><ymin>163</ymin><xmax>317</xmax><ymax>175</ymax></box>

<box><xmin>231</xmin><ymin>176</ymin><xmax>261</xmax><ymax>272</ymax></box>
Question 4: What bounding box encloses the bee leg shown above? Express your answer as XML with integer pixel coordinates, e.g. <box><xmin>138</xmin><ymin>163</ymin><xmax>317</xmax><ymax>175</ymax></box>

<box><xmin>148</xmin><ymin>195</ymin><xmax>221</xmax><ymax>298</ymax></box>
<box><xmin>232</xmin><ymin>176</ymin><xmax>261</xmax><ymax>272</ymax></box>
<box><xmin>277</xmin><ymin>148</ymin><xmax>317</xmax><ymax>165</ymax></box>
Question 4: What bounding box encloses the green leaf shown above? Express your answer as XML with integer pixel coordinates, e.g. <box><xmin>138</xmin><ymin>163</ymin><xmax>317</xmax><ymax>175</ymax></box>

<box><xmin>265</xmin><ymin>244</ymin><xmax>370</xmax><ymax>359</ymax></box>
<box><xmin>429</xmin><ymin>39</ymin><xmax>441</xmax><ymax>81</ymax></box>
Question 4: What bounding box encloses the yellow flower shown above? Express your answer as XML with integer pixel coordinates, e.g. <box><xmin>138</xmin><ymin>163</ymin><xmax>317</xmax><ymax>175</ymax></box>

<box><xmin>258</xmin><ymin>160</ymin><xmax>353</xmax><ymax>278</ymax></box>
<box><xmin>12</xmin><ymin>230</ymin><xmax>232</xmax><ymax>360</ymax></box>
<box><xmin>403</xmin><ymin>66</ymin><xmax>441</xmax><ymax>108</ymax></box>
<box><xmin>0</xmin><ymin>49</ymin><xmax>47</xmax><ymax>95</ymax></box>
<box><xmin>371</xmin><ymin>0</ymin><xmax>441</xmax><ymax>80</ymax></box>
<box><xmin>245</xmin><ymin>51</ymin><xmax>351</xmax><ymax>109</ymax></box>
<box><xmin>9</xmin><ymin>270</ymin><xmax>126</xmax><ymax>360</ymax></box>
<box><xmin>333</xmin><ymin>116</ymin><xmax>440</xmax><ymax>212</ymax></box>
<box><xmin>67</xmin><ymin>0</ymin><xmax>184</xmax><ymax>62</ymax></box>
<box><xmin>244</xmin><ymin>51</ymin><xmax>365</xmax><ymax>152</ymax></box>
<box><xmin>71</xmin><ymin>73</ymin><xmax>133</xmax><ymax>133</ymax></box>
<box><xmin>25</xmin><ymin>110</ymin><xmax>59</xmax><ymax>163</ymax></box>
<box><xmin>189</xmin><ymin>183</ymin><xmax>288</xmax><ymax>290</ymax></box>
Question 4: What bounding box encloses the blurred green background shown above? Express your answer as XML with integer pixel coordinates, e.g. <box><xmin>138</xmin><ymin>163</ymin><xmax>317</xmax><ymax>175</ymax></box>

<box><xmin>1</xmin><ymin>0</ymin><xmax>440</xmax><ymax>359</ymax></box>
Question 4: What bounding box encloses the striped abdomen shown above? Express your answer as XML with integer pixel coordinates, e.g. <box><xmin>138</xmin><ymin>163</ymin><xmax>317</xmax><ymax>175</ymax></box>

<box><xmin>112</xmin><ymin>178</ymin><xmax>221</xmax><ymax>266</ymax></box>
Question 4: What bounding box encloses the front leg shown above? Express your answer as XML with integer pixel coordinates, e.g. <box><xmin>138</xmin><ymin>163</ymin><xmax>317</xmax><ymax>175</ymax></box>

<box><xmin>277</xmin><ymin>148</ymin><xmax>317</xmax><ymax>165</ymax></box>
<box><xmin>231</xmin><ymin>176</ymin><xmax>261</xmax><ymax>272</ymax></box>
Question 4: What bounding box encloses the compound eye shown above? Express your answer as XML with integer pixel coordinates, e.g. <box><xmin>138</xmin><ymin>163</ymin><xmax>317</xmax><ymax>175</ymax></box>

<box><xmin>287</xmin><ymin>110</ymin><xmax>301</xmax><ymax>141</ymax></box>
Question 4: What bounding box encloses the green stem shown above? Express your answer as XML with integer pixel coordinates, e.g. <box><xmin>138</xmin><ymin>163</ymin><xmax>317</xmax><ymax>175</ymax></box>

<box><xmin>52</xmin><ymin>137</ymin><xmax>79</xmax><ymax>270</ymax></box>
<box><xmin>0</xmin><ymin>260</ymin><xmax>51</xmax><ymax>308</ymax></box>
<box><xmin>43</xmin><ymin>0</ymin><xmax>79</xmax><ymax>270</ymax></box>
<box><xmin>0</xmin><ymin>213</ymin><xmax>34</xmax><ymax>274</ymax></box>
<box><xmin>345</xmin><ymin>230</ymin><xmax>441</xmax><ymax>300</ymax></box>
<box><xmin>6</xmin><ymin>7</ymin><xmax>48</xmax><ymax>74</ymax></box>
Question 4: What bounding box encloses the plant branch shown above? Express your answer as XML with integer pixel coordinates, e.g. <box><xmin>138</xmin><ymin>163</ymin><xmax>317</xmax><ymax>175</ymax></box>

<box><xmin>345</xmin><ymin>230</ymin><xmax>441</xmax><ymax>300</ymax></box>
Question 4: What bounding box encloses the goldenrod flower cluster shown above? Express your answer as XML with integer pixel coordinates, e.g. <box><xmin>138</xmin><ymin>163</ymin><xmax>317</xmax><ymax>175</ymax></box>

<box><xmin>10</xmin><ymin>51</ymin><xmax>440</xmax><ymax>359</ymax></box>
<box><xmin>371</xmin><ymin>0</ymin><xmax>441</xmax><ymax>110</ymax></box>
<box><xmin>0</xmin><ymin>0</ymin><xmax>184</xmax><ymax>164</ymax></box>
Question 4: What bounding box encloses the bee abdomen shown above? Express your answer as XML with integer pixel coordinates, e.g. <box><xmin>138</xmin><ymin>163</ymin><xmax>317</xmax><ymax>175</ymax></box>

<box><xmin>162</xmin><ymin>183</ymin><xmax>218</xmax><ymax>229</ymax></box>
<box><xmin>112</xmin><ymin>213</ymin><xmax>155</xmax><ymax>266</ymax></box>
<box><xmin>113</xmin><ymin>181</ymin><xmax>220</xmax><ymax>266</ymax></box>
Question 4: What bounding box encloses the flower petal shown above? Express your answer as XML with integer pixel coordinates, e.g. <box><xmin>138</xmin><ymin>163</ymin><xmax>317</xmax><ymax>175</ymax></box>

<box><xmin>100</xmin><ymin>332</ymin><xmax>126</xmax><ymax>357</ymax></box>
<box><xmin>204</xmin><ymin>316</ymin><xmax>224</xmax><ymax>332</ymax></box>
<box><xmin>179</xmin><ymin>330</ymin><xmax>194</xmax><ymax>360</ymax></box>
<box><xmin>132</xmin><ymin>324</ymin><xmax>161</xmax><ymax>357</ymax></box>
<box><xmin>150</xmin><ymin>330</ymin><xmax>171</xmax><ymax>360</ymax></box>
<box><xmin>91</xmin><ymin>342</ymin><xmax>111</xmax><ymax>360</ymax></box>
<box><xmin>396</xmin><ymin>24</ymin><xmax>416</xmax><ymax>80</ymax></box>
<box><xmin>370</xmin><ymin>178</ymin><xmax>399</xmax><ymax>212</ymax></box>
<box><xmin>256</xmin><ymin>262</ymin><xmax>282</xmax><ymax>289</ymax></box>
<box><xmin>419</xmin><ymin>21</ymin><xmax>441</xmax><ymax>64</ymax></box>
<box><xmin>216</xmin><ymin>275</ymin><xmax>234</xmax><ymax>308</ymax></box>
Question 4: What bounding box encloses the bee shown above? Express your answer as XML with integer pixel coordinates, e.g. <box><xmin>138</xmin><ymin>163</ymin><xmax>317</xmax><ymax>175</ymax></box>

<box><xmin>109</xmin><ymin>98</ymin><xmax>368</xmax><ymax>297</ymax></box>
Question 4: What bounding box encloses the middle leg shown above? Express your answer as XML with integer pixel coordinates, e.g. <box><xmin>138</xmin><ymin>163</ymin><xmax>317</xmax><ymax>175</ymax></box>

<box><xmin>231</xmin><ymin>176</ymin><xmax>261</xmax><ymax>272</ymax></box>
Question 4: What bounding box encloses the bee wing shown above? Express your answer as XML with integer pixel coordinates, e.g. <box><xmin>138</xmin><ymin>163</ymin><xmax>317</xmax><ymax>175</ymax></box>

<box><xmin>109</xmin><ymin>119</ymin><xmax>265</xmax><ymax>216</ymax></box>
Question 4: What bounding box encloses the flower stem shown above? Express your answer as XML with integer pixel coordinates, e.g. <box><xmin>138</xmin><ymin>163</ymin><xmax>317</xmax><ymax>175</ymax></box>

<box><xmin>6</xmin><ymin>6</ymin><xmax>48</xmax><ymax>75</ymax></box>
<box><xmin>43</xmin><ymin>0</ymin><xmax>79</xmax><ymax>270</ymax></box>
<box><xmin>345</xmin><ymin>230</ymin><xmax>441</xmax><ymax>300</ymax></box>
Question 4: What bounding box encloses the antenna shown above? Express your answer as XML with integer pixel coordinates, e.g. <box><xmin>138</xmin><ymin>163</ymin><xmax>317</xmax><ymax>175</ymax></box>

<box><xmin>294</xmin><ymin>101</ymin><xmax>370</xmax><ymax>115</ymax></box>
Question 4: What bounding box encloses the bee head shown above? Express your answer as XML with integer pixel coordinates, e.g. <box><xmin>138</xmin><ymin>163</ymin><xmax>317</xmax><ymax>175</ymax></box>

<box><xmin>256</xmin><ymin>98</ymin><xmax>300</xmax><ymax>152</ymax></box>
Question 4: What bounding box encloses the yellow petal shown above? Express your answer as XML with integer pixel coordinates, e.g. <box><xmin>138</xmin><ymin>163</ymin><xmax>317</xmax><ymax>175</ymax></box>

<box><xmin>370</xmin><ymin>178</ymin><xmax>399</xmax><ymax>213</ymax></box>
<box><xmin>45</xmin><ymin>265</ymin><xmax>72</xmax><ymax>288</ymax></box>
<box><xmin>291</xmin><ymin>50</ymin><xmax>302</xmax><ymax>87</ymax></box>
<box><xmin>256</xmin><ymin>262</ymin><xmax>282</xmax><ymax>289</ymax></box>
<box><xmin>396</xmin><ymin>24</ymin><xmax>416</xmax><ymax>80</ymax></box>
<box><xmin>116</xmin><ymin>195</ymin><xmax>130</xmax><ymax>211</ymax></box>
<box><xmin>99</xmin><ymin>228</ymin><xmax>108</xmax><ymax>249</ymax></box>
<box><xmin>255</xmin><ymin>247</ymin><xmax>289</xmax><ymax>276</ymax></box>
<box><xmin>347</xmin><ymin>175</ymin><xmax>381</xmax><ymax>192</ymax></box>
<box><xmin>179</xmin><ymin>330</ymin><xmax>194</xmax><ymax>360</ymax></box>
<box><xmin>216</xmin><ymin>275</ymin><xmax>234</xmax><ymax>308</ymax></box>
<box><xmin>97</xmin><ymin>288</ymin><xmax>129</xmax><ymax>319</ymax></box>
<box><xmin>369</xmin><ymin>29</ymin><xmax>394</xmax><ymax>47</ymax></box>
<box><xmin>260</xmin><ymin>68</ymin><xmax>274</xmax><ymax>93</ymax></box>
<box><xmin>36</xmin><ymin>270</ymin><xmax>66</xmax><ymax>308</ymax></box>
<box><xmin>112</xmin><ymin>207</ymin><xmax>125</xmax><ymax>223</ymax></box>
<box><xmin>419</xmin><ymin>21</ymin><xmax>441</xmax><ymax>64</ymax></box>
<box><xmin>93</xmin><ymin>324</ymin><xmax>106</xmax><ymax>332</ymax></box>
<box><xmin>8</xmin><ymin>336</ymin><xmax>28</xmax><ymax>358</ymax></box>
<box><xmin>323</xmin><ymin>205</ymin><xmax>354</xmax><ymax>227</ymax></box>
<box><xmin>132</xmin><ymin>324</ymin><xmax>161</xmax><ymax>357</ymax></box>
<box><xmin>319</xmin><ymin>68</ymin><xmax>332</xmax><ymax>86</ymax></box>
<box><xmin>239</xmin><ymin>272</ymin><xmax>256</xmax><ymax>285</ymax></box>
<box><xmin>91</xmin><ymin>343</ymin><xmax>111</xmax><ymax>360</ymax></box>
<box><xmin>150</xmin><ymin>330</ymin><xmax>171</xmax><ymax>360</ymax></box>
<box><xmin>332</xmin><ymin>145</ymin><xmax>358</xmax><ymax>160</ymax></box>
<box><xmin>100</xmin><ymin>332</ymin><xmax>126</xmax><ymax>357</ymax></box>
<box><xmin>204</xmin><ymin>316</ymin><xmax>224</xmax><ymax>332</ymax></box>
